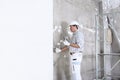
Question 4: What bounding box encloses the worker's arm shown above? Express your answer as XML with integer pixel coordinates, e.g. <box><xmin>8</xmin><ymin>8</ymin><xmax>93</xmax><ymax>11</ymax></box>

<box><xmin>61</xmin><ymin>46</ymin><xmax>69</xmax><ymax>52</ymax></box>
<box><xmin>70</xmin><ymin>43</ymin><xmax>80</xmax><ymax>48</ymax></box>
<box><xmin>70</xmin><ymin>33</ymin><xmax>84</xmax><ymax>48</ymax></box>
<box><xmin>63</xmin><ymin>33</ymin><xmax>84</xmax><ymax>49</ymax></box>
<box><xmin>63</xmin><ymin>40</ymin><xmax>80</xmax><ymax>48</ymax></box>
<box><xmin>55</xmin><ymin>46</ymin><xmax>68</xmax><ymax>53</ymax></box>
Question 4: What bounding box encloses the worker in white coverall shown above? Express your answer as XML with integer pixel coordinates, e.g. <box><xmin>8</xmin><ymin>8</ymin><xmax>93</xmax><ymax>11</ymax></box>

<box><xmin>55</xmin><ymin>21</ymin><xmax>84</xmax><ymax>80</ymax></box>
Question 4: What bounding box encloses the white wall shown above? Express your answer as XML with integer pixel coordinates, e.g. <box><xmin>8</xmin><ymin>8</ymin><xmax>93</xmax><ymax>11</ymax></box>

<box><xmin>0</xmin><ymin>0</ymin><xmax>53</xmax><ymax>80</ymax></box>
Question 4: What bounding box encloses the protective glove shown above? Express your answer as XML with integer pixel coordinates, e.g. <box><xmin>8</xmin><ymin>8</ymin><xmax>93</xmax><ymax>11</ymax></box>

<box><xmin>55</xmin><ymin>48</ymin><xmax>61</xmax><ymax>53</ymax></box>
<box><xmin>63</xmin><ymin>40</ymin><xmax>70</xmax><ymax>46</ymax></box>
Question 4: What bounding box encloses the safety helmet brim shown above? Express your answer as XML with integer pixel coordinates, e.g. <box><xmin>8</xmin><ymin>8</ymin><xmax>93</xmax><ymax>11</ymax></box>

<box><xmin>69</xmin><ymin>21</ymin><xmax>80</xmax><ymax>26</ymax></box>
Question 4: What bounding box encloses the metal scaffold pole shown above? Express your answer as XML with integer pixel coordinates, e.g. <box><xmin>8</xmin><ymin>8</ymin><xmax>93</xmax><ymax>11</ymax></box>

<box><xmin>95</xmin><ymin>11</ymin><xmax>120</xmax><ymax>80</ymax></box>
<box><xmin>95</xmin><ymin>14</ymin><xmax>99</xmax><ymax>80</ymax></box>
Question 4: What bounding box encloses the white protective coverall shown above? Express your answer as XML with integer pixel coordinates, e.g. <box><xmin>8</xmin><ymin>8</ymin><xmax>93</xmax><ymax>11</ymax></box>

<box><xmin>69</xmin><ymin>30</ymin><xmax>84</xmax><ymax>80</ymax></box>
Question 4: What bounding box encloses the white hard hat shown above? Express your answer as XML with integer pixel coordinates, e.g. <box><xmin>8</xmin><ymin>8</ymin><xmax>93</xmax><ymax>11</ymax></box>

<box><xmin>69</xmin><ymin>21</ymin><xmax>80</xmax><ymax>26</ymax></box>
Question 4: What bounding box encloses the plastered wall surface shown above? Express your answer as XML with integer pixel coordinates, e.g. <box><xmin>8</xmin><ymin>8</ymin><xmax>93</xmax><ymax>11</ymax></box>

<box><xmin>54</xmin><ymin>0</ymin><xmax>120</xmax><ymax>80</ymax></box>
<box><xmin>53</xmin><ymin>0</ymin><xmax>97</xmax><ymax>80</ymax></box>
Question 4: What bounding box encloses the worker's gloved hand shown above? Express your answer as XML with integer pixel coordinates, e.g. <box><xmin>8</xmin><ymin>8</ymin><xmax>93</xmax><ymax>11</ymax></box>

<box><xmin>55</xmin><ymin>48</ymin><xmax>61</xmax><ymax>53</ymax></box>
<box><xmin>63</xmin><ymin>40</ymin><xmax>70</xmax><ymax>46</ymax></box>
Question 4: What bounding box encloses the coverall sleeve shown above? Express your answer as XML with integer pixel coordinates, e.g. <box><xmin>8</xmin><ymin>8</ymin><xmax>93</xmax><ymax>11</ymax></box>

<box><xmin>76</xmin><ymin>33</ymin><xmax>84</xmax><ymax>48</ymax></box>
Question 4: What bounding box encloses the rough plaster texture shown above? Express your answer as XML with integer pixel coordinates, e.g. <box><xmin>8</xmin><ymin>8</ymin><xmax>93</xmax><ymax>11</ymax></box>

<box><xmin>53</xmin><ymin>0</ymin><xmax>120</xmax><ymax>80</ymax></box>
<box><xmin>53</xmin><ymin>0</ymin><xmax>97</xmax><ymax>80</ymax></box>
<box><xmin>102</xmin><ymin>0</ymin><xmax>120</xmax><ymax>12</ymax></box>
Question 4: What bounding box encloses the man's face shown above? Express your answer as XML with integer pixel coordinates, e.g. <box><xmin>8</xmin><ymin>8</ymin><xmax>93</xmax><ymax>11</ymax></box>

<box><xmin>70</xmin><ymin>25</ymin><xmax>77</xmax><ymax>32</ymax></box>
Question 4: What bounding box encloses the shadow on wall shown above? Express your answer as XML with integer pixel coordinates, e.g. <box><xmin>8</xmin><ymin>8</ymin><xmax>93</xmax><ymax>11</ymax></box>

<box><xmin>54</xmin><ymin>21</ymin><xmax>72</xmax><ymax>80</ymax></box>
<box><xmin>53</xmin><ymin>21</ymin><xmax>67</xmax><ymax>47</ymax></box>
<box><xmin>60</xmin><ymin>21</ymin><xmax>71</xmax><ymax>41</ymax></box>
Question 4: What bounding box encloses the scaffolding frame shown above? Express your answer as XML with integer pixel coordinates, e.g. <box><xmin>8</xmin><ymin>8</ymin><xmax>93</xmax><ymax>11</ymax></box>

<box><xmin>95</xmin><ymin>11</ymin><xmax>120</xmax><ymax>80</ymax></box>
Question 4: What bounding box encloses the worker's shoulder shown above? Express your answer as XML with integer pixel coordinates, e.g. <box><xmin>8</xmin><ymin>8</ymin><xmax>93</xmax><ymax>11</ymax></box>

<box><xmin>76</xmin><ymin>31</ymin><xmax>84</xmax><ymax>36</ymax></box>
<box><xmin>75</xmin><ymin>31</ymin><xmax>84</xmax><ymax>38</ymax></box>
